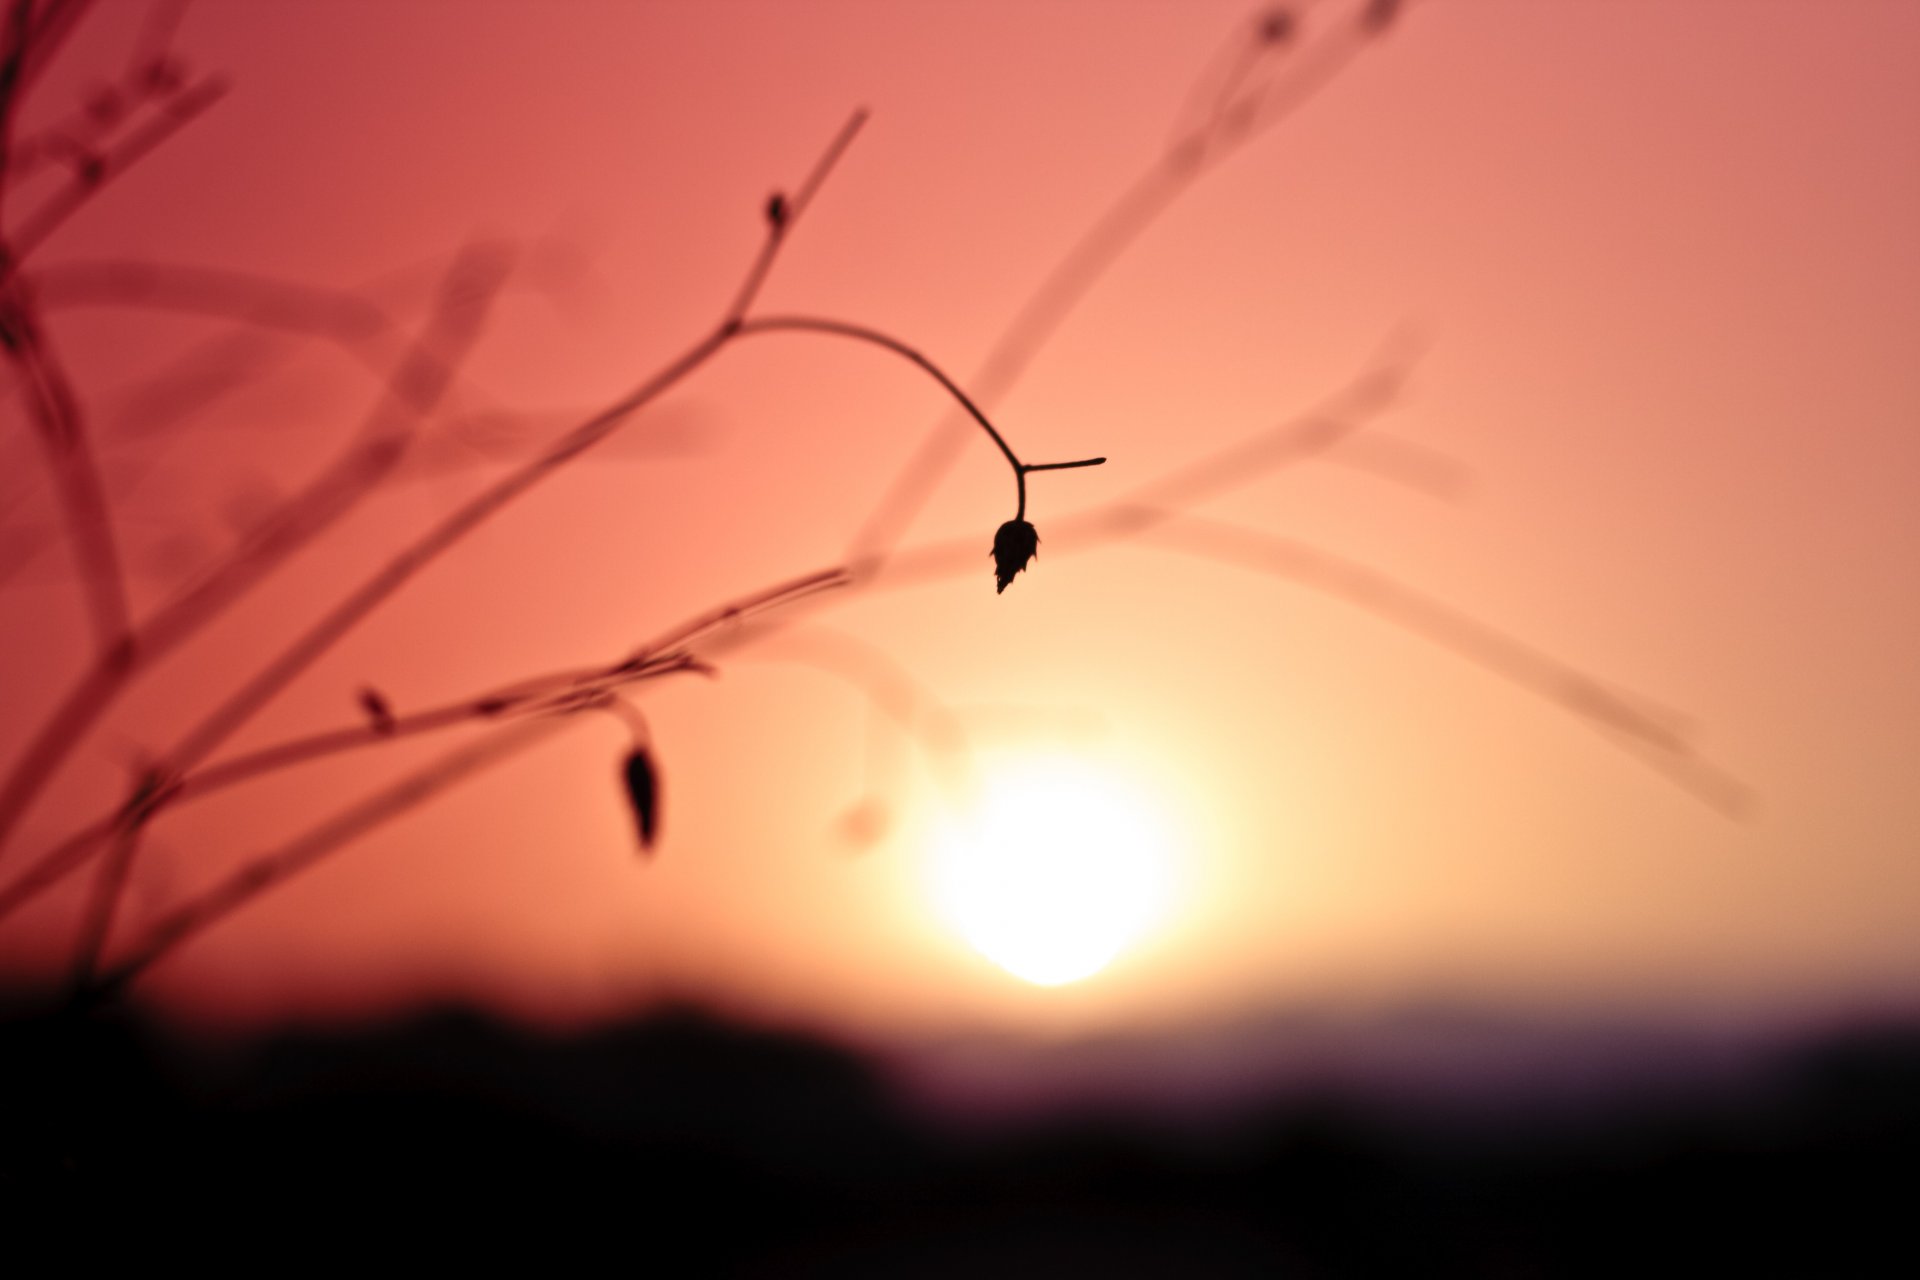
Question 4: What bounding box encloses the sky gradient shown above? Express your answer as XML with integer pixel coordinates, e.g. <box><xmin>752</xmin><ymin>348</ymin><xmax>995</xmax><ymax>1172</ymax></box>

<box><xmin>1</xmin><ymin>1</ymin><xmax>1915</xmax><ymax>1078</ymax></box>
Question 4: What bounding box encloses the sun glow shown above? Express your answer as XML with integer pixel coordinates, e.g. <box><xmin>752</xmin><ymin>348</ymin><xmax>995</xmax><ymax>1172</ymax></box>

<box><xmin>927</xmin><ymin>756</ymin><xmax>1182</xmax><ymax>986</ymax></box>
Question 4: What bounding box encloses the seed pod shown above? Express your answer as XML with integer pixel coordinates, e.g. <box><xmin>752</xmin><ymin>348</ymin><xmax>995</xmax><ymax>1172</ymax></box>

<box><xmin>991</xmin><ymin>518</ymin><xmax>1039</xmax><ymax>594</ymax></box>
<box><xmin>622</xmin><ymin>748</ymin><xmax>660</xmax><ymax>854</ymax></box>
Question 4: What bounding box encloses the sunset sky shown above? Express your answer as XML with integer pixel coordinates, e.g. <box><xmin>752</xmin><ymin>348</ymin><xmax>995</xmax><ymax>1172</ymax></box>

<box><xmin>1</xmin><ymin>0</ymin><xmax>1915</xmax><ymax>1083</ymax></box>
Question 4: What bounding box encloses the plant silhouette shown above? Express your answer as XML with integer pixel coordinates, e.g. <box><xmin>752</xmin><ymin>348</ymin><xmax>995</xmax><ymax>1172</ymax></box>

<box><xmin>0</xmin><ymin>1</ymin><xmax>1743</xmax><ymax>1011</ymax></box>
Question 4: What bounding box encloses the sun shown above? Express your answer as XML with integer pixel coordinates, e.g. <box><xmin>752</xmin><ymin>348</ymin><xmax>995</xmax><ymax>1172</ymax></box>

<box><xmin>926</xmin><ymin>755</ymin><xmax>1182</xmax><ymax>986</ymax></box>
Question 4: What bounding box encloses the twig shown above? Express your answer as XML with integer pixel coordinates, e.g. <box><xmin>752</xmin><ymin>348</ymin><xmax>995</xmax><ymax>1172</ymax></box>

<box><xmin>846</xmin><ymin>0</ymin><xmax>1390</xmax><ymax>569</ymax></box>
<box><xmin>1135</xmin><ymin>512</ymin><xmax>1748</xmax><ymax>814</ymax></box>
<box><xmin>734</xmin><ymin>314</ymin><xmax>1105</xmax><ymax>519</ymax></box>
<box><xmin>0</xmin><ymin>279</ymin><xmax>133</xmax><ymax>648</ymax></box>
<box><xmin>0</xmin><ymin>246</ymin><xmax>511</xmax><ymax>860</ymax></box>
<box><xmin>3</xmin><ymin>73</ymin><xmax>229</xmax><ymax>277</ymax></box>
<box><xmin>84</xmin><ymin>714</ymin><xmax>574</xmax><ymax>1003</ymax></box>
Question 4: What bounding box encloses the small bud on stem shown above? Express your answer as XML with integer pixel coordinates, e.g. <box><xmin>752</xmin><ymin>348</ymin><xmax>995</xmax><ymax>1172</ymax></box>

<box><xmin>992</xmin><ymin>518</ymin><xmax>1040</xmax><ymax>593</ymax></box>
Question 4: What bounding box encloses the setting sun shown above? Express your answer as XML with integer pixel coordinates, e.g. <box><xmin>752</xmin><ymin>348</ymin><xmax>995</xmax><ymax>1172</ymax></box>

<box><xmin>926</xmin><ymin>757</ymin><xmax>1183</xmax><ymax>986</ymax></box>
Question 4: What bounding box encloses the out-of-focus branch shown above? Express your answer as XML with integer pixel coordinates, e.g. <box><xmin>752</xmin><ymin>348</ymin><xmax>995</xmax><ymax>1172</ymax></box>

<box><xmin>3</xmin><ymin>73</ymin><xmax>229</xmax><ymax>277</ymax></box>
<box><xmin>0</xmin><ymin>280</ymin><xmax>131</xmax><ymax>648</ymax></box>
<box><xmin>83</xmin><ymin>713</ymin><xmax>574</xmax><ymax>1004</ymax></box>
<box><xmin>1136</xmin><ymin>512</ymin><xmax>1747</xmax><ymax>815</ymax></box>
<box><xmin>734</xmin><ymin>314</ymin><xmax>1106</xmax><ymax>519</ymax></box>
<box><xmin>0</xmin><ymin>247</ymin><xmax>511</xmax><ymax>861</ymax></box>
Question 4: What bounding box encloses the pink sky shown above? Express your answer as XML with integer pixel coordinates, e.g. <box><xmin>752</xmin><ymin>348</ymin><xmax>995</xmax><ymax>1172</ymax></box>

<box><xmin>1</xmin><ymin>2</ymin><xmax>1916</xmax><ymax>1053</ymax></box>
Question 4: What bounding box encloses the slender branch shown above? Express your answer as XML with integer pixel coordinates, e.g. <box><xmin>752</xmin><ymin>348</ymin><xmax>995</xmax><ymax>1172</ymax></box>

<box><xmin>1136</xmin><ymin>512</ymin><xmax>1749</xmax><ymax>815</ymax></box>
<box><xmin>0</xmin><ymin>247</ymin><xmax>511</xmax><ymax>860</ymax></box>
<box><xmin>130</xmin><ymin>111</ymin><xmax>868</xmax><ymax>793</ymax></box>
<box><xmin>843</xmin><ymin>2</ymin><xmax>1384</xmax><ymax>568</ymax></box>
<box><xmin>30</xmin><ymin>258</ymin><xmax>393</xmax><ymax>346</ymax></box>
<box><xmin>17</xmin><ymin>0</ymin><xmax>98</xmax><ymax>92</ymax></box>
<box><xmin>3</xmin><ymin>73</ymin><xmax>229</xmax><ymax>277</ymax></box>
<box><xmin>721</xmin><ymin>108</ymin><xmax>867</xmax><ymax>323</ymax></box>
<box><xmin>0</xmin><ymin>343</ymin><xmax>1391</xmax><ymax>919</ymax></box>
<box><xmin>69</xmin><ymin>816</ymin><xmax>141</xmax><ymax>993</ymax></box>
<box><xmin>85</xmin><ymin>715</ymin><xmax>574</xmax><ymax>1003</ymax></box>
<box><xmin>0</xmin><ymin>581</ymin><xmax>816</xmax><ymax>930</ymax></box>
<box><xmin>1</xmin><ymin>280</ymin><xmax>132</xmax><ymax>648</ymax></box>
<box><xmin>733</xmin><ymin>314</ymin><xmax>1104</xmax><ymax>516</ymax></box>
<box><xmin>0</xmin><ymin>0</ymin><xmax>36</xmax><ymax>225</ymax></box>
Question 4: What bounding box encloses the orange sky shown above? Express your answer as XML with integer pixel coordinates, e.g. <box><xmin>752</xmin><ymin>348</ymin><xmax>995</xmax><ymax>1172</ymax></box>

<box><xmin>1</xmin><ymin>1</ymin><xmax>1916</xmax><ymax>1052</ymax></box>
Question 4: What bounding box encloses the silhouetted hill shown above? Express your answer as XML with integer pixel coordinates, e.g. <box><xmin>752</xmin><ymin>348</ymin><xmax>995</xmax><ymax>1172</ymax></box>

<box><xmin>2</xmin><ymin>997</ymin><xmax>1913</xmax><ymax>1275</ymax></box>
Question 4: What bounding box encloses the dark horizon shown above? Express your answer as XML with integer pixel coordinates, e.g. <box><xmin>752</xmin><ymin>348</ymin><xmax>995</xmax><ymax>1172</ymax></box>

<box><xmin>5</xmin><ymin>993</ymin><xmax>1914</xmax><ymax>1273</ymax></box>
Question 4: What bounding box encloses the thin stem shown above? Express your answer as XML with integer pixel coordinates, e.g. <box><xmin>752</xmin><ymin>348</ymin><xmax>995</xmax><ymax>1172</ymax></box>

<box><xmin>135</xmin><ymin>112</ymin><xmax>867</xmax><ymax>788</ymax></box>
<box><xmin>2</xmin><ymin>74</ymin><xmax>229</xmax><ymax>278</ymax></box>
<box><xmin>1</xmin><ymin>283</ymin><xmax>132</xmax><ymax>649</ymax></box>
<box><xmin>0</xmin><ymin>248</ymin><xmax>509</xmax><ymax>860</ymax></box>
<box><xmin>733</xmin><ymin>314</ymin><xmax>1104</xmax><ymax>515</ymax></box>
<box><xmin>87</xmin><ymin>715</ymin><xmax>573</xmax><ymax>1002</ymax></box>
<box><xmin>845</xmin><ymin>2</ymin><xmax>1378</xmax><ymax>567</ymax></box>
<box><xmin>69</xmin><ymin>818</ymin><xmax>140</xmax><ymax>994</ymax></box>
<box><xmin>721</xmin><ymin>108</ymin><xmax>867</xmax><ymax>323</ymax></box>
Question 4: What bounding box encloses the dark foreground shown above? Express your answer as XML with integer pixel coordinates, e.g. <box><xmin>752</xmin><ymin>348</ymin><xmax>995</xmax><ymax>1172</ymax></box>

<box><xmin>2</xmin><ymin>999</ymin><xmax>1912</xmax><ymax>1276</ymax></box>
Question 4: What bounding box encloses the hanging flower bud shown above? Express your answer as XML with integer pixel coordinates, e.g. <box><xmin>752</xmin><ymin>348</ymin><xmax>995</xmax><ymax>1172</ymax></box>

<box><xmin>621</xmin><ymin>748</ymin><xmax>660</xmax><ymax>854</ymax></box>
<box><xmin>991</xmin><ymin>518</ymin><xmax>1039</xmax><ymax>594</ymax></box>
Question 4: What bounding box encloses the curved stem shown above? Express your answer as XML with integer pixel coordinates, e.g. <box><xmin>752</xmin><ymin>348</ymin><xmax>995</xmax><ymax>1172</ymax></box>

<box><xmin>736</xmin><ymin>314</ymin><xmax>1023</xmax><ymax>472</ymax></box>
<box><xmin>733</xmin><ymin>314</ymin><xmax>1104</xmax><ymax>517</ymax></box>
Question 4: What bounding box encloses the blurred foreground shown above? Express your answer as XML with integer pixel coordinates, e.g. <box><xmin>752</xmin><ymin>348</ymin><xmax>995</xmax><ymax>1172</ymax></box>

<box><xmin>2</xmin><ymin>997</ymin><xmax>1913</xmax><ymax>1275</ymax></box>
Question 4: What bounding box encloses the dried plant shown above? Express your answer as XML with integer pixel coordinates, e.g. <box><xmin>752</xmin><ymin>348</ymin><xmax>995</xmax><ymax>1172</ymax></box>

<box><xmin>0</xmin><ymin>1</ymin><xmax>1743</xmax><ymax>1010</ymax></box>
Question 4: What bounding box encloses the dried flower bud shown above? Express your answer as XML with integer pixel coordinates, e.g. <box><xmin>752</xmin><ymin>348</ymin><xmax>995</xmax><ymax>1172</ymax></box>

<box><xmin>621</xmin><ymin>748</ymin><xmax>660</xmax><ymax>854</ymax></box>
<box><xmin>991</xmin><ymin>518</ymin><xmax>1039</xmax><ymax>594</ymax></box>
<box><xmin>358</xmin><ymin>686</ymin><xmax>396</xmax><ymax>735</ymax></box>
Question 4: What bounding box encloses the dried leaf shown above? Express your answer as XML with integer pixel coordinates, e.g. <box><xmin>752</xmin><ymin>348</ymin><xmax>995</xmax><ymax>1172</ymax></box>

<box><xmin>622</xmin><ymin>748</ymin><xmax>660</xmax><ymax>854</ymax></box>
<box><xmin>991</xmin><ymin>518</ymin><xmax>1039</xmax><ymax>594</ymax></box>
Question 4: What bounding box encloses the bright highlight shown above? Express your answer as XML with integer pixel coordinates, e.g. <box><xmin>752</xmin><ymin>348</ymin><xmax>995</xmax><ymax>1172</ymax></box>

<box><xmin>928</xmin><ymin>757</ymin><xmax>1181</xmax><ymax>986</ymax></box>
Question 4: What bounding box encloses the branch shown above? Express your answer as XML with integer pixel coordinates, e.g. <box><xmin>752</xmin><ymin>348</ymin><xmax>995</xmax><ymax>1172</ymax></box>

<box><xmin>0</xmin><ymin>278</ymin><xmax>132</xmax><ymax>648</ymax></box>
<box><xmin>845</xmin><ymin>0</ymin><xmax>1395</xmax><ymax>568</ymax></box>
<box><xmin>1135</xmin><ymin>512</ymin><xmax>1749</xmax><ymax>815</ymax></box>
<box><xmin>3</xmin><ymin>73</ymin><xmax>230</xmax><ymax>276</ymax></box>
<box><xmin>83</xmin><ymin>714</ymin><xmax>574</xmax><ymax>1004</ymax></box>
<box><xmin>733</xmin><ymin>314</ymin><xmax>1105</xmax><ymax>518</ymax></box>
<box><xmin>0</xmin><ymin>246</ymin><xmax>512</xmax><ymax>859</ymax></box>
